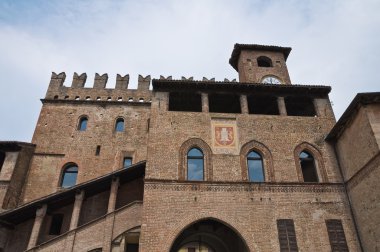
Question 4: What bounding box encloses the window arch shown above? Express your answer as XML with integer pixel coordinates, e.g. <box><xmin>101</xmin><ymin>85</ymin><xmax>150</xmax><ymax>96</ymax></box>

<box><xmin>179</xmin><ymin>138</ymin><xmax>213</xmax><ymax>181</ymax></box>
<box><xmin>60</xmin><ymin>163</ymin><xmax>78</xmax><ymax>188</ymax></box>
<box><xmin>187</xmin><ymin>148</ymin><xmax>204</xmax><ymax>181</ymax></box>
<box><xmin>299</xmin><ymin>151</ymin><xmax>318</xmax><ymax>182</ymax></box>
<box><xmin>247</xmin><ymin>151</ymin><xmax>264</xmax><ymax>182</ymax></box>
<box><xmin>115</xmin><ymin>118</ymin><xmax>124</xmax><ymax>132</ymax></box>
<box><xmin>294</xmin><ymin>142</ymin><xmax>327</xmax><ymax>182</ymax></box>
<box><xmin>257</xmin><ymin>56</ymin><xmax>273</xmax><ymax>67</ymax></box>
<box><xmin>78</xmin><ymin>116</ymin><xmax>88</xmax><ymax>131</ymax></box>
<box><xmin>240</xmin><ymin>140</ymin><xmax>274</xmax><ymax>182</ymax></box>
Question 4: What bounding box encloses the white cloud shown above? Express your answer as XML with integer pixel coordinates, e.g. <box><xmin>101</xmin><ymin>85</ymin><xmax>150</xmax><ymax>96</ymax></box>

<box><xmin>0</xmin><ymin>0</ymin><xmax>379</xmax><ymax>141</ymax></box>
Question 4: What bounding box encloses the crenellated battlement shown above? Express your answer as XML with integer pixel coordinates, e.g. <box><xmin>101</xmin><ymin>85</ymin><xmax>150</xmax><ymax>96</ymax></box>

<box><xmin>46</xmin><ymin>72</ymin><xmax>152</xmax><ymax>103</ymax></box>
<box><xmin>45</xmin><ymin>72</ymin><xmax>238</xmax><ymax>103</ymax></box>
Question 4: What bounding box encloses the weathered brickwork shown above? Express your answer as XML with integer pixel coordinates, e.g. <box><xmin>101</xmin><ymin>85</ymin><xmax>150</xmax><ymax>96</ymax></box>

<box><xmin>1</xmin><ymin>43</ymin><xmax>378</xmax><ymax>252</ymax></box>
<box><xmin>237</xmin><ymin>50</ymin><xmax>291</xmax><ymax>83</ymax></box>
<box><xmin>333</xmin><ymin>103</ymin><xmax>380</xmax><ymax>251</ymax></box>
<box><xmin>146</xmin><ymin>102</ymin><xmax>340</xmax><ymax>183</ymax></box>
<box><xmin>23</xmin><ymin>93</ymin><xmax>151</xmax><ymax>202</ymax></box>
<box><xmin>140</xmin><ymin>181</ymin><xmax>360</xmax><ymax>252</ymax></box>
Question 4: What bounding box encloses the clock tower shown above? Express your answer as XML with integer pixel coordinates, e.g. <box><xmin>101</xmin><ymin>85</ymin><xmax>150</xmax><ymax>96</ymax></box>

<box><xmin>229</xmin><ymin>43</ymin><xmax>292</xmax><ymax>84</ymax></box>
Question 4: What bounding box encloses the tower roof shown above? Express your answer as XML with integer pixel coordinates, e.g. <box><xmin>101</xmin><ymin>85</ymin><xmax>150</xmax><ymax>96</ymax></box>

<box><xmin>229</xmin><ymin>43</ymin><xmax>292</xmax><ymax>71</ymax></box>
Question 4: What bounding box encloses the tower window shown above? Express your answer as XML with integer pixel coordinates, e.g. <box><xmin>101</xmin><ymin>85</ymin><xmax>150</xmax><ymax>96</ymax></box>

<box><xmin>247</xmin><ymin>151</ymin><xmax>264</xmax><ymax>182</ymax></box>
<box><xmin>123</xmin><ymin>157</ymin><xmax>132</xmax><ymax>168</ymax></box>
<box><xmin>0</xmin><ymin>151</ymin><xmax>5</xmax><ymax>172</ymax></box>
<box><xmin>49</xmin><ymin>214</ymin><xmax>64</xmax><ymax>235</ymax></box>
<box><xmin>257</xmin><ymin>56</ymin><xmax>273</xmax><ymax>67</ymax></box>
<box><xmin>208</xmin><ymin>93</ymin><xmax>241</xmax><ymax>114</ymax></box>
<box><xmin>60</xmin><ymin>163</ymin><xmax>78</xmax><ymax>188</ymax></box>
<box><xmin>78</xmin><ymin>116</ymin><xmax>88</xmax><ymax>131</ymax></box>
<box><xmin>187</xmin><ymin>148</ymin><xmax>204</xmax><ymax>181</ymax></box>
<box><xmin>115</xmin><ymin>118</ymin><xmax>124</xmax><ymax>132</ymax></box>
<box><xmin>169</xmin><ymin>92</ymin><xmax>202</xmax><ymax>112</ymax></box>
<box><xmin>299</xmin><ymin>151</ymin><xmax>318</xmax><ymax>182</ymax></box>
<box><xmin>247</xmin><ymin>95</ymin><xmax>279</xmax><ymax>115</ymax></box>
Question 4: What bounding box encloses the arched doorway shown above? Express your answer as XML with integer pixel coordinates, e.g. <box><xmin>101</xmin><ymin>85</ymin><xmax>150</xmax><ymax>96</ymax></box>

<box><xmin>170</xmin><ymin>219</ymin><xmax>249</xmax><ymax>252</ymax></box>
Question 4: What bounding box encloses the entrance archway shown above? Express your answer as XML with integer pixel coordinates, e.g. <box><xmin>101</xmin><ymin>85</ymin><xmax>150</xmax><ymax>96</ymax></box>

<box><xmin>170</xmin><ymin>219</ymin><xmax>249</xmax><ymax>252</ymax></box>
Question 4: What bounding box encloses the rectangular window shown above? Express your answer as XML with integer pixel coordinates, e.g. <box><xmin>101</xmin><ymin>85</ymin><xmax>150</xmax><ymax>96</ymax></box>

<box><xmin>326</xmin><ymin>219</ymin><xmax>349</xmax><ymax>252</ymax></box>
<box><xmin>95</xmin><ymin>145</ymin><xmax>101</xmax><ymax>156</ymax></box>
<box><xmin>247</xmin><ymin>94</ymin><xmax>279</xmax><ymax>115</ymax></box>
<box><xmin>169</xmin><ymin>92</ymin><xmax>202</xmax><ymax>112</ymax></box>
<box><xmin>209</xmin><ymin>93</ymin><xmax>241</xmax><ymax>113</ymax></box>
<box><xmin>123</xmin><ymin>157</ymin><xmax>132</xmax><ymax>168</ymax></box>
<box><xmin>277</xmin><ymin>219</ymin><xmax>298</xmax><ymax>252</ymax></box>
<box><xmin>285</xmin><ymin>96</ymin><xmax>316</xmax><ymax>117</ymax></box>
<box><xmin>49</xmin><ymin>214</ymin><xmax>64</xmax><ymax>235</ymax></box>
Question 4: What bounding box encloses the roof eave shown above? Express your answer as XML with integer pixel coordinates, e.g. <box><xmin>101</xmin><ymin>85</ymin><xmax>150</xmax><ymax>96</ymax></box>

<box><xmin>327</xmin><ymin>92</ymin><xmax>380</xmax><ymax>141</ymax></box>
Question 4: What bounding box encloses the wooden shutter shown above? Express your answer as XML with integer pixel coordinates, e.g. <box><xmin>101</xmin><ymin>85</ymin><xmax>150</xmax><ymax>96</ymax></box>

<box><xmin>277</xmin><ymin>219</ymin><xmax>299</xmax><ymax>252</ymax></box>
<box><xmin>326</xmin><ymin>219</ymin><xmax>349</xmax><ymax>252</ymax></box>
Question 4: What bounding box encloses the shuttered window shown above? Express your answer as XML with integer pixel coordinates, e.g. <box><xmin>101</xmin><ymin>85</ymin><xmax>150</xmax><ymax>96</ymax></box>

<box><xmin>277</xmin><ymin>219</ymin><xmax>298</xmax><ymax>252</ymax></box>
<box><xmin>326</xmin><ymin>219</ymin><xmax>349</xmax><ymax>252</ymax></box>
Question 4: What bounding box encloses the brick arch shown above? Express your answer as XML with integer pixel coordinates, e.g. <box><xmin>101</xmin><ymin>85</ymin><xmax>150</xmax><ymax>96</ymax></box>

<box><xmin>178</xmin><ymin>138</ymin><xmax>213</xmax><ymax>181</ymax></box>
<box><xmin>240</xmin><ymin>140</ymin><xmax>275</xmax><ymax>182</ymax></box>
<box><xmin>294</xmin><ymin>142</ymin><xmax>328</xmax><ymax>182</ymax></box>
<box><xmin>165</xmin><ymin>215</ymin><xmax>252</xmax><ymax>252</ymax></box>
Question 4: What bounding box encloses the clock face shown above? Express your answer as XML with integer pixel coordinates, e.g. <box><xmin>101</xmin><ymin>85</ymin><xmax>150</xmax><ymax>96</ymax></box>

<box><xmin>262</xmin><ymin>76</ymin><xmax>281</xmax><ymax>84</ymax></box>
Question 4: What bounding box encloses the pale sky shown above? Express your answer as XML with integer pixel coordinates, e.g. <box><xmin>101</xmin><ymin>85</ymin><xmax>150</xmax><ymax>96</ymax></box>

<box><xmin>0</xmin><ymin>0</ymin><xmax>379</xmax><ymax>142</ymax></box>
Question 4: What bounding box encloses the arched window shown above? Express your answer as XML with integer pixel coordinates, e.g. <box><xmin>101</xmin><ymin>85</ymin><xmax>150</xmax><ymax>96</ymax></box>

<box><xmin>78</xmin><ymin>116</ymin><xmax>88</xmax><ymax>131</ymax></box>
<box><xmin>299</xmin><ymin>151</ymin><xmax>318</xmax><ymax>182</ymax></box>
<box><xmin>247</xmin><ymin>151</ymin><xmax>264</xmax><ymax>182</ymax></box>
<box><xmin>60</xmin><ymin>164</ymin><xmax>78</xmax><ymax>188</ymax></box>
<box><xmin>115</xmin><ymin>118</ymin><xmax>124</xmax><ymax>132</ymax></box>
<box><xmin>187</xmin><ymin>148</ymin><xmax>204</xmax><ymax>181</ymax></box>
<box><xmin>257</xmin><ymin>56</ymin><xmax>273</xmax><ymax>67</ymax></box>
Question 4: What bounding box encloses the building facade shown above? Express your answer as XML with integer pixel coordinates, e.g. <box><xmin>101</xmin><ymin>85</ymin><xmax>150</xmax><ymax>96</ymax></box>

<box><xmin>0</xmin><ymin>44</ymin><xmax>379</xmax><ymax>252</ymax></box>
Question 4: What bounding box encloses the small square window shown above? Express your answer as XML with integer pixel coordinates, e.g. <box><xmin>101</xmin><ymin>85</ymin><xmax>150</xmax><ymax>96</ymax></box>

<box><xmin>123</xmin><ymin>157</ymin><xmax>132</xmax><ymax>168</ymax></box>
